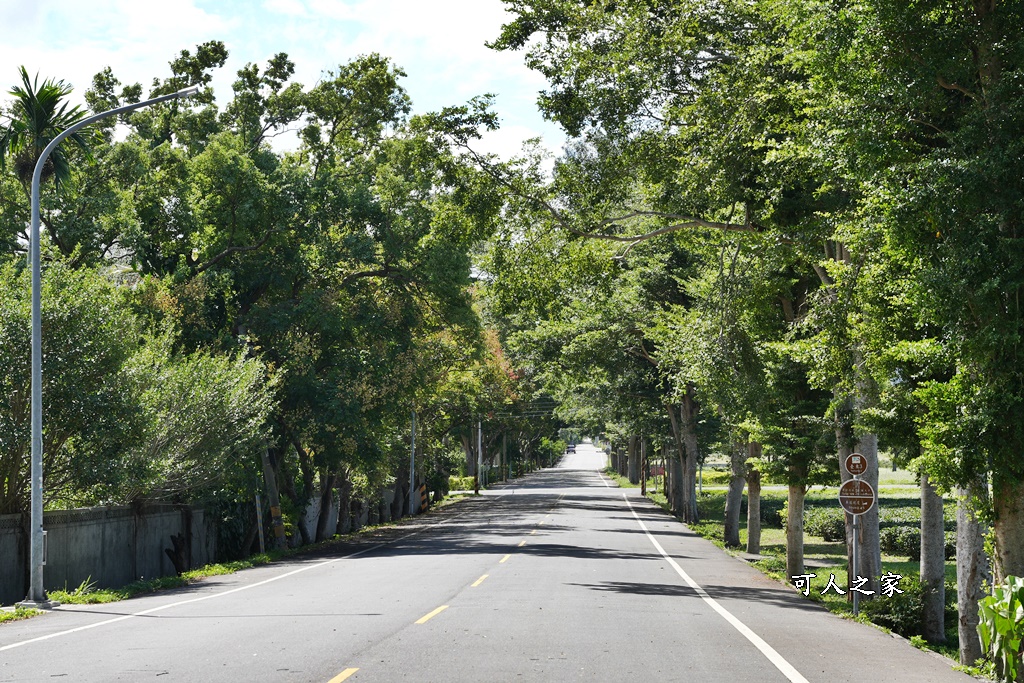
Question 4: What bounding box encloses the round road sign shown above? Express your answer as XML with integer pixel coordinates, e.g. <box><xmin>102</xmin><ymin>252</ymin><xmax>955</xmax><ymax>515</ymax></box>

<box><xmin>844</xmin><ymin>453</ymin><xmax>867</xmax><ymax>476</ymax></box>
<box><xmin>839</xmin><ymin>478</ymin><xmax>875</xmax><ymax>515</ymax></box>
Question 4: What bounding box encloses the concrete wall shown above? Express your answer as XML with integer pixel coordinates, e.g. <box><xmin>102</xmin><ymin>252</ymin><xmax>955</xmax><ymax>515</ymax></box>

<box><xmin>0</xmin><ymin>505</ymin><xmax>214</xmax><ymax>606</ymax></box>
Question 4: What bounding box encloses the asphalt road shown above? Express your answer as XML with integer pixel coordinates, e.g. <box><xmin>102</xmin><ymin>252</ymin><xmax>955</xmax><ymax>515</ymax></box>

<box><xmin>0</xmin><ymin>443</ymin><xmax>972</xmax><ymax>682</ymax></box>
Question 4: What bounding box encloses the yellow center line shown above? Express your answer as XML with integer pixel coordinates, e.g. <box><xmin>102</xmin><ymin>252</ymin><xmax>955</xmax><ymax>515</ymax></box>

<box><xmin>415</xmin><ymin>605</ymin><xmax>449</xmax><ymax>624</ymax></box>
<box><xmin>328</xmin><ymin>668</ymin><xmax>359</xmax><ymax>683</ymax></box>
<box><xmin>518</xmin><ymin>540</ymin><xmax>527</xmax><ymax>547</ymax></box>
<box><xmin>529</xmin><ymin>529</ymin><xmax>537</xmax><ymax>535</ymax></box>
<box><xmin>500</xmin><ymin>553</ymin><xmax>512</xmax><ymax>563</ymax></box>
<box><xmin>471</xmin><ymin>574</ymin><xmax>489</xmax><ymax>587</ymax></box>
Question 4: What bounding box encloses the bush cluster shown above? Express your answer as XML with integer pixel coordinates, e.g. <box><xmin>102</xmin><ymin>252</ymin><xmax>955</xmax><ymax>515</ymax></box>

<box><xmin>804</xmin><ymin>508</ymin><xmax>846</xmax><ymax>541</ymax></box>
<box><xmin>878</xmin><ymin>527</ymin><xmax>956</xmax><ymax>561</ymax></box>
<box><xmin>860</xmin><ymin>576</ymin><xmax>958</xmax><ymax>640</ymax></box>
<box><xmin>447</xmin><ymin>475</ymin><xmax>477</xmax><ymax>491</ymax></box>
<box><xmin>878</xmin><ymin>506</ymin><xmax>956</xmax><ymax>531</ymax></box>
<box><xmin>768</xmin><ymin>496</ymin><xmax>959</xmax><ymax>561</ymax></box>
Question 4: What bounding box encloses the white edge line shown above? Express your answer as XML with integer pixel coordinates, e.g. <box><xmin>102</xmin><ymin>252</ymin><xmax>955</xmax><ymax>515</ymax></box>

<box><xmin>622</xmin><ymin>493</ymin><xmax>810</xmax><ymax>683</ymax></box>
<box><xmin>0</xmin><ymin>514</ymin><xmax>462</xmax><ymax>653</ymax></box>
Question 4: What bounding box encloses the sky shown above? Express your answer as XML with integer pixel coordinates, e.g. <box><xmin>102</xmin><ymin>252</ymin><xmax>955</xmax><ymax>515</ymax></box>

<box><xmin>0</xmin><ymin>0</ymin><xmax>565</xmax><ymax>160</ymax></box>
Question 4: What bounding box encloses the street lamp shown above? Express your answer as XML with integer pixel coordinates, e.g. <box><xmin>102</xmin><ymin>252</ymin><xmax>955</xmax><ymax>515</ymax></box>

<box><xmin>19</xmin><ymin>85</ymin><xmax>200</xmax><ymax>608</ymax></box>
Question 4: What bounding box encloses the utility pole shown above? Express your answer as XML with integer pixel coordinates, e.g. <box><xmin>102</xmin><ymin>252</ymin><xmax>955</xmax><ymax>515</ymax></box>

<box><xmin>478</xmin><ymin>421</ymin><xmax>484</xmax><ymax>489</ymax></box>
<box><xmin>409</xmin><ymin>410</ymin><xmax>417</xmax><ymax>516</ymax></box>
<box><xmin>20</xmin><ymin>84</ymin><xmax>200</xmax><ymax>608</ymax></box>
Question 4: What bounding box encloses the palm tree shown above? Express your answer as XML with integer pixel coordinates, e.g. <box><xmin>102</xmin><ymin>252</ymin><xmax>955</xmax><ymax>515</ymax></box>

<box><xmin>0</xmin><ymin>66</ymin><xmax>92</xmax><ymax>191</ymax></box>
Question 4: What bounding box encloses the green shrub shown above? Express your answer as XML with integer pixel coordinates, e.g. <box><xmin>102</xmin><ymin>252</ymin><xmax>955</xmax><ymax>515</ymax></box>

<box><xmin>447</xmin><ymin>475</ymin><xmax>476</xmax><ymax>491</ymax></box>
<box><xmin>426</xmin><ymin>467</ymin><xmax>450</xmax><ymax>496</ymax></box>
<box><xmin>877</xmin><ymin>505</ymin><xmax>957</xmax><ymax>531</ymax></box>
<box><xmin>861</xmin><ymin>575</ymin><xmax>959</xmax><ymax>642</ymax></box>
<box><xmin>880</xmin><ymin>526</ymin><xmax>956</xmax><ymax>560</ymax></box>
<box><xmin>861</xmin><ymin>574</ymin><xmax>925</xmax><ymax>637</ymax></box>
<box><xmin>804</xmin><ymin>508</ymin><xmax>846</xmax><ymax>541</ymax></box>
<box><xmin>880</xmin><ymin>526</ymin><xmax>919</xmax><ymax>559</ymax></box>
<box><xmin>701</xmin><ymin>468</ymin><xmax>732</xmax><ymax>486</ymax></box>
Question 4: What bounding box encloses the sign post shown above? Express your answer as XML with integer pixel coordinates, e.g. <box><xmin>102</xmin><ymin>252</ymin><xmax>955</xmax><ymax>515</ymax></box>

<box><xmin>839</xmin><ymin>453</ymin><xmax>875</xmax><ymax>615</ymax></box>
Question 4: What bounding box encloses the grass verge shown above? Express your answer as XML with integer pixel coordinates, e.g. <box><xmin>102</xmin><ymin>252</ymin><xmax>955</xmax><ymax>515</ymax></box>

<box><xmin>0</xmin><ymin>607</ymin><xmax>41</xmax><ymax>624</ymax></box>
<box><xmin>47</xmin><ymin>555</ymin><xmax>277</xmax><ymax>605</ymax></box>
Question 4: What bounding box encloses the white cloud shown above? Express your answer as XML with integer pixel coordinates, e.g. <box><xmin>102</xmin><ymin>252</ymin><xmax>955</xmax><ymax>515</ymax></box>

<box><xmin>263</xmin><ymin>0</ymin><xmax>308</xmax><ymax>16</ymax></box>
<box><xmin>0</xmin><ymin>0</ymin><xmax>233</xmax><ymax>99</ymax></box>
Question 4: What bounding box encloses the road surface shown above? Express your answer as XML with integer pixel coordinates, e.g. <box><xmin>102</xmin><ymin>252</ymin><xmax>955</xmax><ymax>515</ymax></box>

<box><xmin>0</xmin><ymin>443</ymin><xmax>971</xmax><ymax>682</ymax></box>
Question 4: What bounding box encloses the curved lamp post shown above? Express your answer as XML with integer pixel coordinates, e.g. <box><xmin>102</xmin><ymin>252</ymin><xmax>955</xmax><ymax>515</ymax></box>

<box><xmin>19</xmin><ymin>85</ymin><xmax>199</xmax><ymax>608</ymax></box>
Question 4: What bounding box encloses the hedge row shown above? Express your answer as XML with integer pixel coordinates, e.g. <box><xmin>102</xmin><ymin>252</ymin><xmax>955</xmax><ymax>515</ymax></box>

<box><xmin>736</xmin><ymin>493</ymin><xmax>958</xmax><ymax>560</ymax></box>
<box><xmin>878</xmin><ymin>526</ymin><xmax>957</xmax><ymax>560</ymax></box>
<box><xmin>797</xmin><ymin>506</ymin><xmax>956</xmax><ymax>560</ymax></box>
<box><xmin>738</xmin><ymin>497</ymin><xmax>786</xmax><ymax>527</ymax></box>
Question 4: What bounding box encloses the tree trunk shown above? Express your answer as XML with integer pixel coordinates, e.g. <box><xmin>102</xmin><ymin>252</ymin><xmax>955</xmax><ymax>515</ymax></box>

<box><xmin>679</xmin><ymin>389</ymin><xmax>701</xmax><ymax>523</ymax></box>
<box><xmin>786</xmin><ymin>479</ymin><xmax>805</xmax><ymax>579</ymax></box>
<box><xmin>349</xmin><ymin>498</ymin><xmax>363</xmax><ymax>533</ymax></box>
<box><xmin>658</xmin><ymin>443</ymin><xmax>668</xmax><ymax>494</ymax></box>
<box><xmin>366</xmin><ymin>496</ymin><xmax>379</xmax><ymax>526</ymax></box>
<box><xmin>336</xmin><ymin>473</ymin><xmax>352</xmax><ymax>535</ymax></box>
<box><xmin>297</xmin><ymin>499</ymin><xmax>314</xmax><ymax>546</ymax></box>
<box><xmin>640</xmin><ymin>436</ymin><xmax>648</xmax><ymax>496</ymax></box>
<box><xmin>669</xmin><ymin>452</ymin><xmax>683</xmax><ymax>515</ymax></box>
<box><xmin>724</xmin><ymin>440</ymin><xmax>746</xmax><ymax>548</ymax></box>
<box><xmin>746</xmin><ymin>443</ymin><xmax>762</xmax><ymax>554</ymax></box>
<box><xmin>314</xmin><ymin>472</ymin><xmax>337</xmax><ymax>543</ymax></box>
<box><xmin>956</xmin><ymin>477</ymin><xmax>990</xmax><ymax>666</ymax></box>
<box><xmin>260</xmin><ymin>447</ymin><xmax>286</xmax><ymax>550</ymax></box>
<box><xmin>665</xmin><ymin>404</ymin><xmax>684</xmax><ymax>516</ymax></box>
<box><xmin>919</xmin><ymin>472</ymin><xmax>946</xmax><ymax>644</ymax></box>
<box><xmin>462</xmin><ymin>433</ymin><xmax>475</xmax><ymax>477</ymax></box>
<box><xmin>242</xmin><ymin>510</ymin><xmax>259</xmax><ymax>557</ymax></box>
<box><xmin>392</xmin><ymin>459</ymin><xmax>409</xmax><ymax>520</ymax></box>
<box><xmin>993</xmin><ymin>478</ymin><xmax>1024</xmax><ymax>581</ymax></box>
<box><xmin>627</xmin><ymin>435</ymin><xmax>639</xmax><ymax>485</ymax></box>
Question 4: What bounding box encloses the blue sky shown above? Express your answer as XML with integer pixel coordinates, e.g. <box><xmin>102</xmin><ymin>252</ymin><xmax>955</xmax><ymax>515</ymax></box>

<box><xmin>0</xmin><ymin>0</ymin><xmax>565</xmax><ymax>160</ymax></box>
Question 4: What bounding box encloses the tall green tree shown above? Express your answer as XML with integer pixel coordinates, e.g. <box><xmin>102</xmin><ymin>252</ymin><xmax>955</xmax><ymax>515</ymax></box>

<box><xmin>0</xmin><ymin>66</ymin><xmax>92</xmax><ymax>190</ymax></box>
<box><xmin>784</xmin><ymin>0</ymin><xmax>1024</xmax><ymax>662</ymax></box>
<box><xmin>489</xmin><ymin>0</ymin><xmax>863</xmax><ymax>549</ymax></box>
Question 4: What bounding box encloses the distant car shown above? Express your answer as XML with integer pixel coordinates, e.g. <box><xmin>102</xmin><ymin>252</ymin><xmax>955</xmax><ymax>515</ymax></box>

<box><xmin>566</xmin><ymin>444</ymin><xmax>576</xmax><ymax>453</ymax></box>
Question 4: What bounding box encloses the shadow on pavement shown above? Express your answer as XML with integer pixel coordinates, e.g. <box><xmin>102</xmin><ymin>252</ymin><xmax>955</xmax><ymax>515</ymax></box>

<box><xmin>567</xmin><ymin>580</ymin><xmax>826</xmax><ymax>612</ymax></box>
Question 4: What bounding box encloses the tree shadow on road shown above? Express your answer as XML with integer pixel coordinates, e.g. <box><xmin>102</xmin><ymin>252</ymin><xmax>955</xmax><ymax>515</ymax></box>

<box><xmin>567</xmin><ymin>580</ymin><xmax>827</xmax><ymax>613</ymax></box>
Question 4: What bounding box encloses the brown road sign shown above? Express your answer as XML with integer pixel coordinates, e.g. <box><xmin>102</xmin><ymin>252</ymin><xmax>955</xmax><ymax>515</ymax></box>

<box><xmin>844</xmin><ymin>453</ymin><xmax>868</xmax><ymax>476</ymax></box>
<box><xmin>839</xmin><ymin>478</ymin><xmax>875</xmax><ymax>515</ymax></box>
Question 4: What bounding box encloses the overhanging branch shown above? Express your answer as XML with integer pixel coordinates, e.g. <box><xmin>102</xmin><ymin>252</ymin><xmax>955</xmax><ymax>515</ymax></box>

<box><xmin>195</xmin><ymin>230</ymin><xmax>275</xmax><ymax>273</ymax></box>
<box><xmin>457</xmin><ymin>143</ymin><xmax>762</xmax><ymax>248</ymax></box>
